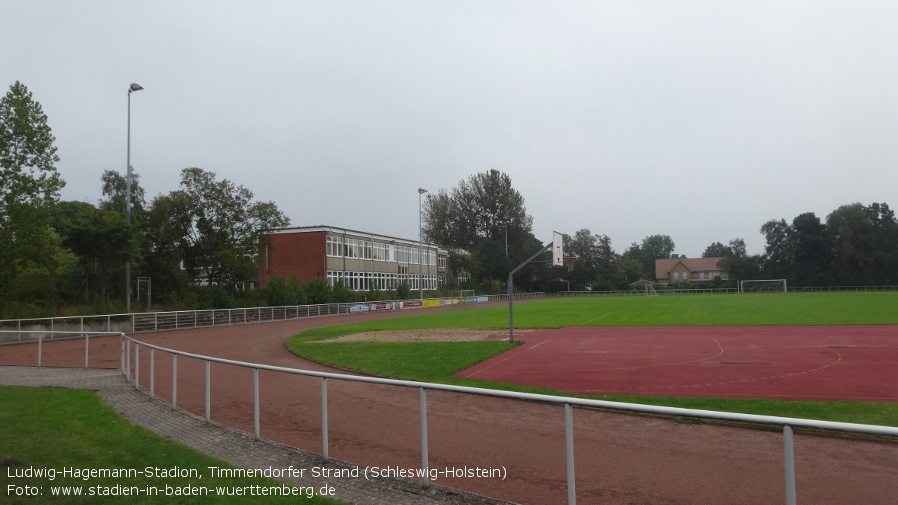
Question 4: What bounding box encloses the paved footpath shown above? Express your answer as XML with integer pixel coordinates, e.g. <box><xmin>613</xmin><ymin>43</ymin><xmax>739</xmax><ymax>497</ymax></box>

<box><xmin>0</xmin><ymin>365</ymin><xmax>513</xmax><ymax>505</ymax></box>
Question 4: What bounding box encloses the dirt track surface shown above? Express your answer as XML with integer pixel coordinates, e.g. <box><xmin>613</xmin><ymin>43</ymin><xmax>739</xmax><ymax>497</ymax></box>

<box><xmin>3</xmin><ymin>309</ymin><xmax>897</xmax><ymax>505</ymax></box>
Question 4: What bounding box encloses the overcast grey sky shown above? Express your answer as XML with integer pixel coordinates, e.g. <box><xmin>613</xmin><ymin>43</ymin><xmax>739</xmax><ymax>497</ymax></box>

<box><xmin>3</xmin><ymin>1</ymin><xmax>896</xmax><ymax>257</ymax></box>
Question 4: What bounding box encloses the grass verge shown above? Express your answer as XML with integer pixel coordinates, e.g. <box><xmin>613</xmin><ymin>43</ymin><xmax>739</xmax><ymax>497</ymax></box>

<box><xmin>0</xmin><ymin>386</ymin><xmax>345</xmax><ymax>504</ymax></box>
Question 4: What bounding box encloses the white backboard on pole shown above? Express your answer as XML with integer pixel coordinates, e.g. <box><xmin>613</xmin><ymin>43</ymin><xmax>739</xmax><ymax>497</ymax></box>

<box><xmin>552</xmin><ymin>231</ymin><xmax>564</xmax><ymax>267</ymax></box>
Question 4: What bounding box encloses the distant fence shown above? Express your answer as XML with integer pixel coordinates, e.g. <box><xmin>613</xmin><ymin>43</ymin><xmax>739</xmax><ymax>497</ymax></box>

<box><xmin>0</xmin><ymin>293</ymin><xmax>544</xmax><ymax>343</ymax></box>
<box><xmin>560</xmin><ymin>285</ymin><xmax>898</xmax><ymax>297</ymax></box>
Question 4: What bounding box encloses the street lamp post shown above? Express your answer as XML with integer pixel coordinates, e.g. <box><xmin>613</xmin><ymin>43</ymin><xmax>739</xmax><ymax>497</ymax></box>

<box><xmin>126</xmin><ymin>83</ymin><xmax>143</xmax><ymax>313</ymax></box>
<box><xmin>418</xmin><ymin>188</ymin><xmax>428</xmax><ymax>301</ymax></box>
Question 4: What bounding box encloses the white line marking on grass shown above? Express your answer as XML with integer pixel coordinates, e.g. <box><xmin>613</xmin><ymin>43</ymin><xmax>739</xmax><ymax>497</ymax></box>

<box><xmin>582</xmin><ymin>314</ymin><xmax>607</xmax><ymax>325</ymax></box>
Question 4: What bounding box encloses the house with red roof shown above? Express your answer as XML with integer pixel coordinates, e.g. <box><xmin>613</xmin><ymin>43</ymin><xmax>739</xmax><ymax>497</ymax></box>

<box><xmin>655</xmin><ymin>256</ymin><xmax>727</xmax><ymax>285</ymax></box>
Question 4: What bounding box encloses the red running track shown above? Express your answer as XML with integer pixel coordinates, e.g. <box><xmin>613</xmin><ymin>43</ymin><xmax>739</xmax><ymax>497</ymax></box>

<box><xmin>462</xmin><ymin>326</ymin><xmax>898</xmax><ymax>402</ymax></box>
<box><xmin>3</xmin><ymin>317</ymin><xmax>897</xmax><ymax>504</ymax></box>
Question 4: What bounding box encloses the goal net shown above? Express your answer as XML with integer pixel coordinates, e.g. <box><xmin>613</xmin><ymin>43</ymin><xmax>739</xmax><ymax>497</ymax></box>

<box><xmin>630</xmin><ymin>279</ymin><xmax>658</xmax><ymax>297</ymax></box>
<box><xmin>740</xmin><ymin>279</ymin><xmax>788</xmax><ymax>293</ymax></box>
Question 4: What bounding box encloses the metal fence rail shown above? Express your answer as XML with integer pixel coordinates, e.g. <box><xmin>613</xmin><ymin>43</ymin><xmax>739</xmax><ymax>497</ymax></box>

<box><xmin>0</xmin><ymin>330</ymin><xmax>121</xmax><ymax>368</ymax></box>
<box><xmin>559</xmin><ymin>285</ymin><xmax>898</xmax><ymax>297</ymax></box>
<box><xmin>115</xmin><ymin>332</ymin><xmax>898</xmax><ymax>505</ymax></box>
<box><xmin>0</xmin><ymin>294</ymin><xmax>542</xmax><ymax>340</ymax></box>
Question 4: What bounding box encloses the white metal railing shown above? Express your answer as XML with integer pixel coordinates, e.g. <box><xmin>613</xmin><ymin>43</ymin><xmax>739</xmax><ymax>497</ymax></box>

<box><xmin>0</xmin><ymin>331</ymin><xmax>121</xmax><ymax>368</ymax></box>
<box><xmin>0</xmin><ymin>294</ymin><xmax>543</xmax><ymax>340</ymax></box>
<box><xmin>559</xmin><ymin>285</ymin><xmax>898</xmax><ymax>297</ymax></box>
<box><xmin>0</xmin><ymin>314</ymin><xmax>133</xmax><ymax>342</ymax></box>
<box><xmin>113</xmin><ymin>332</ymin><xmax>898</xmax><ymax>505</ymax></box>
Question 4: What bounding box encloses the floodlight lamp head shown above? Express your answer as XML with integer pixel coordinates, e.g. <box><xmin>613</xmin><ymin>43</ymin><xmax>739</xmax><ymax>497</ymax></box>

<box><xmin>418</xmin><ymin>188</ymin><xmax>428</xmax><ymax>194</ymax></box>
<box><xmin>129</xmin><ymin>83</ymin><xmax>144</xmax><ymax>93</ymax></box>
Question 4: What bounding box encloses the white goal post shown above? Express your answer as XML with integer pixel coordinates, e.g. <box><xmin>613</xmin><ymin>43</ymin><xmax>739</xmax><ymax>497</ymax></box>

<box><xmin>740</xmin><ymin>279</ymin><xmax>788</xmax><ymax>293</ymax></box>
<box><xmin>630</xmin><ymin>279</ymin><xmax>658</xmax><ymax>296</ymax></box>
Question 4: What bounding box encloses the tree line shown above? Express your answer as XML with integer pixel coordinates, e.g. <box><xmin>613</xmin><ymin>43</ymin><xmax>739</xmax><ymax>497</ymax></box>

<box><xmin>1</xmin><ymin>82</ymin><xmax>290</xmax><ymax>317</ymax></box>
<box><xmin>4</xmin><ymin>81</ymin><xmax>895</xmax><ymax>317</ymax></box>
<box><xmin>422</xmin><ymin>174</ymin><xmax>898</xmax><ymax>292</ymax></box>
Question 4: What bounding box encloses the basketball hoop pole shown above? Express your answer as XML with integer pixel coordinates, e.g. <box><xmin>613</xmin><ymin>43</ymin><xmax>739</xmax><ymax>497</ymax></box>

<box><xmin>508</xmin><ymin>241</ymin><xmax>553</xmax><ymax>342</ymax></box>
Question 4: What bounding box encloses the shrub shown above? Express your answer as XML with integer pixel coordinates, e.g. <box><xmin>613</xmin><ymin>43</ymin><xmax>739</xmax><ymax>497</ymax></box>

<box><xmin>396</xmin><ymin>281</ymin><xmax>410</xmax><ymax>300</ymax></box>
<box><xmin>305</xmin><ymin>276</ymin><xmax>333</xmax><ymax>304</ymax></box>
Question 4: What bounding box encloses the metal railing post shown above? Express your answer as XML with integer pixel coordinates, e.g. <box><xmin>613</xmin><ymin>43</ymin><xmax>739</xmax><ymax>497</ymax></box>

<box><xmin>205</xmin><ymin>359</ymin><xmax>211</xmax><ymax>423</ymax></box>
<box><xmin>84</xmin><ymin>334</ymin><xmax>90</xmax><ymax>369</ymax></box>
<box><xmin>126</xmin><ymin>339</ymin><xmax>131</xmax><ymax>379</ymax></box>
<box><xmin>784</xmin><ymin>425</ymin><xmax>797</xmax><ymax>505</ymax></box>
<box><xmin>253</xmin><ymin>368</ymin><xmax>260</xmax><ymax>440</ymax></box>
<box><xmin>149</xmin><ymin>348</ymin><xmax>155</xmax><ymax>398</ymax></box>
<box><xmin>172</xmin><ymin>354</ymin><xmax>178</xmax><ymax>409</ymax></box>
<box><xmin>420</xmin><ymin>387</ymin><xmax>429</xmax><ymax>488</ymax></box>
<box><xmin>566</xmin><ymin>403</ymin><xmax>576</xmax><ymax>505</ymax></box>
<box><xmin>134</xmin><ymin>344</ymin><xmax>140</xmax><ymax>390</ymax></box>
<box><xmin>37</xmin><ymin>334</ymin><xmax>42</xmax><ymax>368</ymax></box>
<box><xmin>321</xmin><ymin>377</ymin><xmax>329</xmax><ymax>461</ymax></box>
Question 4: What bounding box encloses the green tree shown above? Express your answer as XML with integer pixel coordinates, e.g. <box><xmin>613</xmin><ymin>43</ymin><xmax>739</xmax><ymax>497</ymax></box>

<box><xmin>594</xmin><ymin>234</ymin><xmax>625</xmax><ymax>290</ymax></box>
<box><xmin>718</xmin><ymin>238</ymin><xmax>762</xmax><ymax>284</ymax></box>
<box><xmin>474</xmin><ymin>237</ymin><xmax>512</xmax><ymax>281</ymax></box>
<box><xmin>0</xmin><ymin>81</ymin><xmax>65</xmax><ymax>310</ymax></box>
<box><xmin>638</xmin><ymin>234</ymin><xmax>675</xmax><ymax>278</ymax></box>
<box><xmin>142</xmin><ymin>191</ymin><xmax>194</xmax><ymax>302</ymax></box>
<box><xmin>565</xmin><ymin>229</ymin><xmax>600</xmax><ymax>290</ymax></box>
<box><xmin>99</xmin><ymin>169</ymin><xmax>146</xmax><ymax>217</ymax></box>
<box><xmin>790</xmin><ymin>212</ymin><xmax>830</xmax><ymax>286</ymax></box>
<box><xmin>702</xmin><ymin>242</ymin><xmax>729</xmax><ymax>258</ymax></box>
<box><xmin>173</xmin><ymin>167</ymin><xmax>290</xmax><ymax>287</ymax></box>
<box><xmin>420</xmin><ymin>189</ymin><xmax>457</xmax><ymax>248</ymax></box>
<box><xmin>455</xmin><ymin>169</ymin><xmax>532</xmax><ymax>250</ymax></box>
<box><xmin>57</xmin><ymin>202</ymin><xmax>136</xmax><ymax>310</ymax></box>
<box><xmin>865</xmin><ymin>203</ymin><xmax>898</xmax><ymax>284</ymax></box>
<box><xmin>422</xmin><ymin>170</ymin><xmax>534</xmax><ymax>283</ymax></box>
<box><xmin>760</xmin><ymin>219</ymin><xmax>792</xmax><ymax>279</ymax></box>
<box><xmin>621</xmin><ymin>243</ymin><xmax>644</xmax><ymax>281</ymax></box>
<box><xmin>8</xmin><ymin>228</ymin><xmax>78</xmax><ymax>313</ymax></box>
<box><xmin>623</xmin><ymin>258</ymin><xmax>644</xmax><ymax>283</ymax></box>
<box><xmin>827</xmin><ymin>203</ymin><xmax>875</xmax><ymax>286</ymax></box>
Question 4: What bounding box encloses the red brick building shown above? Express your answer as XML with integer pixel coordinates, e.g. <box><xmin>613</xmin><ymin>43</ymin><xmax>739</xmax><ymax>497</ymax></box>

<box><xmin>260</xmin><ymin>225</ymin><xmax>447</xmax><ymax>291</ymax></box>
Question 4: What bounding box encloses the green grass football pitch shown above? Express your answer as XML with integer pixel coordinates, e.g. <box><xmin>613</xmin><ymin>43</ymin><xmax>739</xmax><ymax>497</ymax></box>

<box><xmin>287</xmin><ymin>292</ymin><xmax>898</xmax><ymax>426</ymax></box>
<box><xmin>295</xmin><ymin>292</ymin><xmax>898</xmax><ymax>339</ymax></box>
